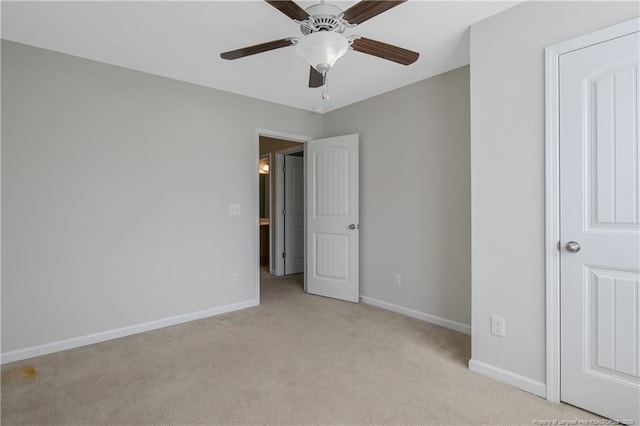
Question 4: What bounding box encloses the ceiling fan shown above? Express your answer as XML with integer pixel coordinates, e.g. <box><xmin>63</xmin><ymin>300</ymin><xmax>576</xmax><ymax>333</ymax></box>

<box><xmin>220</xmin><ymin>0</ymin><xmax>419</xmax><ymax>98</ymax></box>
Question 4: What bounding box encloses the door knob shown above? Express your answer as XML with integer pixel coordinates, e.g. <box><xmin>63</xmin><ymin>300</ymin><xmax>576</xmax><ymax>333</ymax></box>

<box><xmin>348</xmin><ymin>224</ymin><xmax>359</xmax><ymax>230</ymax></box>
<box><xmin>566</xmin><ymin>241</ymin><xmax>581</xmax><ymax>253</ymax></box>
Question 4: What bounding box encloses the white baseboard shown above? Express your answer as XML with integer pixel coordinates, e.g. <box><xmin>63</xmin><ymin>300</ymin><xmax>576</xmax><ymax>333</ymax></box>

<box><xmin>468</xmin><ymin>359</ymin><xmax>546</xmax><ymax>398</ymax></box>
<box><xmin>1</xmin><ymin>299</ymin><xmax>259</xmax><ymax>365</ymax></box>
<box><xmin>359</xmin><ymin>296</ymin><xmax>471</xmax><ymax>335</ymax></box>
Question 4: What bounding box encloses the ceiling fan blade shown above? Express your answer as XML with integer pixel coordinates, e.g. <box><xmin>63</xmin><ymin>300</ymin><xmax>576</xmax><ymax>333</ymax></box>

<box><xmin>309</xmin><ymin>67</ymin><xmax>324</xmax><ymax>88</ymax></box>
<box><xmin>342</xmin><ymin>0</ymin><xmax>406</xmax><ymax>25</ymax></box>
<box><xmin>351</xmin><ymin>37</ymin><xmax>419</xmax><ymax>65</ymax></box>
<box><xmin>264</xmin><ymin>0</ymin><xmax>309</xmax><ymax>21</ymax></box>
<box><xmin>220</xmin><ymin>38</ymin><xmax>296</xmax><ymax>60</ymax></box>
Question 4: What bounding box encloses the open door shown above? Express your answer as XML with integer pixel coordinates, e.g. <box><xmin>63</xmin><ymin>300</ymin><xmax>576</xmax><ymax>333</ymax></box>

<box><xmin>284</xmin><ymin>154</ymin><xmax>304</xmax><ymax>274</ymax></box>
<box><xmin>305</xmin><ymin>134</ymin><xmax>359</xmax><ymax>303</ymax></box>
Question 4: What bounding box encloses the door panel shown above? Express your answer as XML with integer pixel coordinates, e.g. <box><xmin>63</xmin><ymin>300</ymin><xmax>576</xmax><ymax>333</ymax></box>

<box><xmin>588</xmin><ymin>267</ymin><xmax>639</xmax><ymax>382</ymax></box>
<box><xmin>315</xmin><ymin>233</ymin><xmax>350</xmax><ymax>281</ymax></box>
<box><xmin>284</xmin><ymin>155</ymin><xmax>304</xmax><ymax>274</ymax></box>
<box><xmin>560</xmin><ymin>30</ymin><xmax>640</xmax><ymax>424</ymax></box>
<box><xmin>306</xmin><ymin>134</ymin><xmax>359</xmax><ymax>303</ymax></box>
<box><xmin>590</xmin><ymin>64</ymin><xmax>639</xmax><ymax>228</ymax></box>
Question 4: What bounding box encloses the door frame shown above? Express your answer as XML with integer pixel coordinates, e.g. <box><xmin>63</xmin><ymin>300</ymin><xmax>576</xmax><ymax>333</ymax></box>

<box><xmin>255</xmin><ymin>128</ymin><xmax>311</xmax><ymax>303</ymax></box>
<box><xmin>274</xmin><ymin>145</ymin><xmax>305</xmax><ymax>277</ymax></box>
<box><xmin>544</xmin><ymin>17</ymin><xmax>639</xmax><ymax>404</ymax></box>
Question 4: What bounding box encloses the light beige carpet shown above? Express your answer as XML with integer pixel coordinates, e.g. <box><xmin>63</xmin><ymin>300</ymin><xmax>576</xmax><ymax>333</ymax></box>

<box><xmin>2</xmin><ymin>271</ymin><xmax>597</xmax><ymax>425</ymax></box>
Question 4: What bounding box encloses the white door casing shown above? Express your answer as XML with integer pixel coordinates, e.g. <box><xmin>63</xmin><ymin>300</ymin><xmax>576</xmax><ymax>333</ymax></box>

<box><xmin>284</xmin><ymin>155</ymin><xmax>304</xmax><ymax>274</ymax></box>
<box><xmin>306</xmin><ymin>134</ymin><xmax>359</xmax><ymax>303</ymax></box>
<box><xmin>559</xmin><ymin>29</ymin><xmax>639</xmax><ymax>423</ymax></box>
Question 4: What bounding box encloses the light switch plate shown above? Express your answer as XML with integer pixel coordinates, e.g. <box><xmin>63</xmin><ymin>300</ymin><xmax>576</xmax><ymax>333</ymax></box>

<box><xmin>229</xmin><ymin>204</ymin><xmax>240</xmax><ymax>215</ymax></box>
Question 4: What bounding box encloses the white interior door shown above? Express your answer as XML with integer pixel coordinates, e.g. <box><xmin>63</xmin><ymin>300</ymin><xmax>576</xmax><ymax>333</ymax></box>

<box><xmin>560</xmin><ymin>30</ymin><xmax>640</xmax><ymax>424</ymax></box>
<box><xmin>306</xmin><ymin>134</ymin><xmax>359</xmax><ymax>303</ymax></box>
<box><xmin>284</xmin><ymin>154</ymin><xmax>304</xmax><ymax>274</ymax></box>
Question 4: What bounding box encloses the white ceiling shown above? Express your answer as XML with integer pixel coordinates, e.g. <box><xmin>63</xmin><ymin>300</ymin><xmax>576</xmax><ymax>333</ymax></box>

<box><xmin>1</xmin><ymin>1</ymin><xmax>518</xmax><ymax>113</ymax></box>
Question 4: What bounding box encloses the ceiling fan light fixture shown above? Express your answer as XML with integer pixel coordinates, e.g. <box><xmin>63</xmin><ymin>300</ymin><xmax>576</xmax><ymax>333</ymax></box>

<box><xmin>294</xmin><ymin>31</ymin><xmax>349</xmax><ymax>73</ymax></box>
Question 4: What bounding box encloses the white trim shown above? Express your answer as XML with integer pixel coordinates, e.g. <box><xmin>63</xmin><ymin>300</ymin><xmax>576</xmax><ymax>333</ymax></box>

<box><xmin>544</xmin><ymin>39</ymin><xmax>562</xmax><ymax>405</ymax></box>
<box><xmin>544</xmin><ymin>17</ymin><xmax>640</xmax><ymax>404</ymax></box>
<box><xmin>255</xmin><ymin>128</ymin><xmax>311</xmax><ymax>144</ymax></box>
<box><xmin>274</xmin><ymin>153</ymin><xmax>285</xmax><ymax>276</ymax></box>
<box><xmin>1</xmin><ymin>299</ymin><xmax>259</xmax><ymax>364</ymax></box>
<box><xmin>360</xmin><ymin>296</ymin><xmax>471</xmax><ymax>335</ymax></box>
<box><xmin>469</xmin><ymin>359</ymin><xmax>546</xmax><ymax>398</ymax></box>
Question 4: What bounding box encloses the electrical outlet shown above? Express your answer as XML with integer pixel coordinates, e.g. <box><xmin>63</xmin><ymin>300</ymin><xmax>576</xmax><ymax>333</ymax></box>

<box><xmin>229</xmin><ymin>204</ymin><xmax>240</xmax><ymax>215</ymax></box>
<box><xmin>230</xmin><ymin>273</ymin><xmax>238</xmax><ymax>285</ymax></box>
<box><xmin>491</xmin><ymin>315</ymin><xmax>505</xmax><ymax>337</ymax></box>
<box><xmin>394</xmin><ymin>273</ymin><xmax>401</xmax><ymax>286</ymax></box>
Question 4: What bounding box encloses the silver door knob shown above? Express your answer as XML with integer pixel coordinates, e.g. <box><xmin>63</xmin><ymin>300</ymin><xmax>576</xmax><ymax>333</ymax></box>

<box><xmin>566</xmin><ymin>241</ymin><xmax>581</xmax><ymax>253</ymax></box>
<box><xmin>348</xmin><ymin>224</ymin><xmax>358</xmax><ymax>230</ymax></box>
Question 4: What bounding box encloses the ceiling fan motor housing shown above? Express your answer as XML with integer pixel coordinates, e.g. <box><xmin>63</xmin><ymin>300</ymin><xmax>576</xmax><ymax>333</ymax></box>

<box><xmin>300</xmin><ymin>3</ymin><xmax>349</xmax><ymax>35</ymax></box>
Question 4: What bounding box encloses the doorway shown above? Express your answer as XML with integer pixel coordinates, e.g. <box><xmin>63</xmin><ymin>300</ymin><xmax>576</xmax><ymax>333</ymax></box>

<box><xmin>256</xmin><ymin>131</ymin><xmax>308</xmax><ymax>300</ymax></box>
<box><xmin>255</xmin><ymin>130</ymin><xmax>361</xmax><ymax>305</ymax></box>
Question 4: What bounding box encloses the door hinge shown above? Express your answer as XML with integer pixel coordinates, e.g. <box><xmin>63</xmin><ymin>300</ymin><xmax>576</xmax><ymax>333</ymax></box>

<box><xmin>282</xmin><ymin>252</ymin><xmax>286</xmax><ymax>259</ymax></box>
<box><xmin>557</xmin><ymin>240</ymin><xmax>561</xmax><ymax>251</ymax></box>
<box><xmin>282</xmin><ymin>164</ymin><xmax>286</xmax><ymax>172</ymax></box>
<box><xmin>282</xmin><ymin>208</ymin><xmax>286</xmax><ymax>216</ymax></box>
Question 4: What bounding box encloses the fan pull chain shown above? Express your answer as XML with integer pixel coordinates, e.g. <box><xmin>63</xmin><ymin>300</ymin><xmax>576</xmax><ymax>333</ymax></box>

<box><xmin>321</xmin><ymin>72</ymin><xmax>329</xmax><ymax>100</ymax></box>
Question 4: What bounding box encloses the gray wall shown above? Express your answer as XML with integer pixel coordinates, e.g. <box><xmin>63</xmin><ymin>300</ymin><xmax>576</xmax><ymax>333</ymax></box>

<box><xmin>1</xmin><ymin>41</ymin><xmax>322</xmax><ymax>353</ymax></box>
<box><xmin>323</xmin><ymin>66</ymin><xmax>471</xmax><ymax>329</ymax></box>
<box><xmin>470</xmin><ymin>1</ymin><xmax>639</xmax><ymax>386</ymax></box>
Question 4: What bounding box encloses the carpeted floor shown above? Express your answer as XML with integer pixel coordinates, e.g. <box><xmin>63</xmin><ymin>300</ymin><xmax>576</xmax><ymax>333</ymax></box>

<box><xmin>2</xmin><ymin>270</ymin><xmax>598</xmax><ymax>425</ymax></box>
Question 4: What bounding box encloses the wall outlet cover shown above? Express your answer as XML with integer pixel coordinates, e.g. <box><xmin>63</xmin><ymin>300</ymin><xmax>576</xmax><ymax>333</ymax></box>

<box><xmin>491</xmin><ymin>315</ymin><xmax>505</xmax><ymax>337</ymax></box>
<box><xmin>394</xmin><ymin>274</ymin><xmax>401</xmax><ymax>286</ymax></box>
